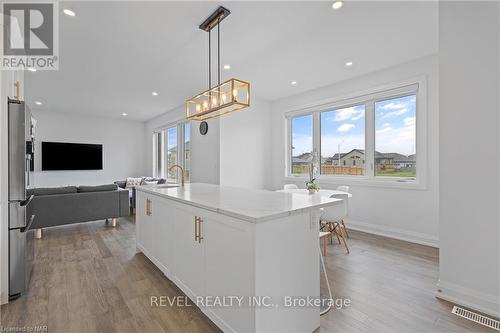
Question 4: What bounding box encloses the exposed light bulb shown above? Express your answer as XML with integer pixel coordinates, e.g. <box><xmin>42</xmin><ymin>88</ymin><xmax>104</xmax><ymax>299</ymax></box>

<box><xmin>196</xmin><ymin>104</ymin><xmax>201</xmax><ymax>112</ymax></box>
<box><xmin>332</xmin><ymin>1</ymin><xmax>343</xmax><ymax>10</ymax></box>
<box><xmin>63</xmin><ymin>9</ymin><xmax>76</xmax><ymax>16</ymax></box>
<box><xmin>221</xmin><ymin>94</ymin><xmax>227</xmax><ymax>103</ymax></box>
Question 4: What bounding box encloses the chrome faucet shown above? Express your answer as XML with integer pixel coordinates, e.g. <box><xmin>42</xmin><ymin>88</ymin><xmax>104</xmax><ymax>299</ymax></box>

<box><xmin>169</xmin><ymin>164</ymin><xmax>185</xmax><ymax>186</ymax></box>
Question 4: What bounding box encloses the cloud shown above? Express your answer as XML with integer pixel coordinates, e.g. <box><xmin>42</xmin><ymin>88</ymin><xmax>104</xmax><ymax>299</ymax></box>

<box><xmin>292</xmin><ymin>134</ymin><xmax>313</xmax><ymax>155</ymax></box>
<box><xmin>338</xmin><ymin>123</ymin><xmax>355</xmax><ymax>132</ymax></box>
<box><xmin>403</xmin><ymin>116</ymin><xmax>416</xmax><ymax>126</ymax></box>
<box><xmin>333</xmin><ymin>107</ymin><xmax>365</xmax><ymax>122</ymax></box>
<box><xmin>380</xmin><ymin>102</ymin><xmax>408</xmax><ymax>110</ymax></box>
<box><xmin>376</xmin><ymin>117</ymin><xmax>416</xmax><ymax>155</ymax></box>
<box><xmin>376</xmin><ymin>126</ymin><xmax>392</xmax><ymax>135</ymax></box>
<box><xmin>320</xmin><ymin>134</ymin><xmax>365</xmax><ymax>156</ymax></box>
<box><xmin>381</xmin><ymin>108</ymin><xmax>408</xmax><ymax>118</ymax></box>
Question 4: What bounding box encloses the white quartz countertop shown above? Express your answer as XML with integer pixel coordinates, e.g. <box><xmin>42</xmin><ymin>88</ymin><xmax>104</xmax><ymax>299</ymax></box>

<box><xmin>136</xmin><ymin>183</ymin><xmax>341</xmax><ymax>223</ymax></box>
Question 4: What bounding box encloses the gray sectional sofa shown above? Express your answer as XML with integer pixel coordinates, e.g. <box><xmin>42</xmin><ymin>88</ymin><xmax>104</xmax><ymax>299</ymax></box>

<box><xmin>114</xmin><ymin>178</ymin><xmax>166</xmax><ymax>211</ymax></box>
<box><xmin>27</xmin><ymin>184</ymin><xmax>130</xmax><ymax>238</ymax></box>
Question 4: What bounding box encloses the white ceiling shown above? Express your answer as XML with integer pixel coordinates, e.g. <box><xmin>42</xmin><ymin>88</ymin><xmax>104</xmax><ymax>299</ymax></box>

<box><xmin>25</xmin><ymin>1</ymin><xmax>438</xmax><ymax>121</ymax></box>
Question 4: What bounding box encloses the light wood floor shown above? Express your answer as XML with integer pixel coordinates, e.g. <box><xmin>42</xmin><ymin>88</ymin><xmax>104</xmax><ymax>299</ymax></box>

<box><xmin>0</xmin><ymin>216</ymin><xmax>495</xmax><ymax>333</ymax></box>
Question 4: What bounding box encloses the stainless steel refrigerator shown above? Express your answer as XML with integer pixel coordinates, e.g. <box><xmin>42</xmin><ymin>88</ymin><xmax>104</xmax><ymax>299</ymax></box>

<box><xmin>8</xmin><ymin>98</ymin><xmax>36</xmax><ymax>300</ymax></box>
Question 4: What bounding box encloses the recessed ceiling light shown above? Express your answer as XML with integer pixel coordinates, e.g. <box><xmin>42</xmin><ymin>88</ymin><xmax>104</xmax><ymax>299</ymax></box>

<box><xmin>121</xmin><ymin>113</ymin><xmax>128</xmax><ymax>116</ymax></box>
<box><xmin>345</xmin><ymin>61</ymin><xmax>353</xmax><ymax>67</ymax></box>
<box><xmin>223</xmin><ymin>64</ymin><xmax>231</xmax><ymax>70</ymax></box>
<box><xmin>152</xmin><ymin>91</ymin><xmax>159</xmax><ymax>96</ymax></box>
<box><xmin>27</xmin><ymin>67</ymin><xmax>37</xmax><ymax>72</ymax></box>
<box><xmin>63</xmin><ymin>9</ymin><xmax>76</xmax><ymax>17</ymax></box>
<box><xmin>291</xmin><ymin>81</ymin><xmax>298</xmax><ymax>86</ymax></box>
<box><xmin>35</xmin><ymin>101</ymin><xmax>42</xmax><ymax>105</ymax></box>
<box><xmin>332</xmin><ymin>1</ymin><xmax>343</xmax><ymax>10</ymax></box>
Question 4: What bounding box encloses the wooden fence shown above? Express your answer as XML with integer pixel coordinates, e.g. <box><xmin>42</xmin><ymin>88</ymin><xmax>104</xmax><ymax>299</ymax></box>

<box><xmin>292</xmin><ymin>164</ymin><xmax>364</xmax><ymax>176</ymax></box>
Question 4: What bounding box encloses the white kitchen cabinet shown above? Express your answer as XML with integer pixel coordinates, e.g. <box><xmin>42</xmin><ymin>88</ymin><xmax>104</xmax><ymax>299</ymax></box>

<box><xmin>171</xmin><ymin>204</ymin><xmax>204</xmax><ymax>298</ymax></box>
<box><xmin>135</xmin><ymin>191</ymin><xmax>153</xmax><ymax>256</ymax></box>
<box><xmin>204</xmin><ymin>214</ymin><xmax>254</xmax><ymax>332</ymax></box>
<box><xmin>135</xmin><ymin>184</ymin><xmax>333</xmax><ymax>333</ymax></box>
<box><xmin>151</xmin><ymin>199</ymin><xmax>174</xmax><ymax>277</ymax></box>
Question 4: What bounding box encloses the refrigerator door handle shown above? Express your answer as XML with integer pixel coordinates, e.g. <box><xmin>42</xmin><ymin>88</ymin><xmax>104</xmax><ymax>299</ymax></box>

<box><xmin>20</xmin><ymin>215</ymin><xmax>35</xmax><ymax>233</ymax></box>
<box><xmin>19</xmin><ymin>194</ymin><xmax>34</xmax><ymax>207</ymax></box>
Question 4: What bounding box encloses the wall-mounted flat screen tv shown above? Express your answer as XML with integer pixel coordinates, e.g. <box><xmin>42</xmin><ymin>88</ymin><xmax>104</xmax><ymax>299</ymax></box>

<box><xmin>41</xmin><ymin>142</ymin><xmax>103</xmax><ymax>171</ymax></box>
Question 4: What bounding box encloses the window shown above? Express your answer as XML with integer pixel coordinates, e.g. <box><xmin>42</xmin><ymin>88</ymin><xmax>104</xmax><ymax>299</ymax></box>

<box><xmin>184</xmin><ymin>122</ymin><xmax>190</xmax><ymax>182</ymax></box>
<box><xmin>152</xmin><ymin>131</ymin><xmax>165</xmax><ymax>178</ymax></box>
<box><xmin>286</xmin><ymin>81</ymin><xmax>421</xmax><ymax>184</ymax></box>
<box><xmin>153</xmin><ymin>121</ymin><xmax>191</xmax><ymax>183</ymax></box>
<box><xmin>290</xmin><ymin>114</ymin><xmax>313</xmax><ymax>175</ymax></box>
<box><xmin>375</xmin><ymin>95</ymin><xmax>416</xmax><ymax>178</ymax></box>
<box><xmin>166</xmin><ymin>127</ymin><xmax>178</xmax><ymax>180</ymax></box>
<box><xmin>320</xmin><ymin>105</ymin><xmax>365</xmax><ymax>176</ymax></box>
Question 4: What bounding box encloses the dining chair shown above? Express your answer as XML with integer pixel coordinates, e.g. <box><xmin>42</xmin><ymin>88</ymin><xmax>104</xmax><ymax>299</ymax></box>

<box><xmin>320</xmin><ymin>193</ymin><xmax>350</xmax><ymax>254</ymax></box>
<box><xmin>335</xmin><ymin>185</ymin><xmax>350</xmax><ymax>238</ymax></box>
<box><xmin>283</xmin><ymin>184</ymin><xmax>299</xmax><ymax>190</ymax></box>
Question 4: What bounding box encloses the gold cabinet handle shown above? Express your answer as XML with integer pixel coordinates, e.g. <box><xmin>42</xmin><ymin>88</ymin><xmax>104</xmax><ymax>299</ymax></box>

<box><xmin>149</xmin><ymin>200</ymin><xmax>152</xmax><ymax>216</ymax></box>
<box><xmin>145</xmin><ymin>199</ymin><xmax>148</xmax><ymax>216</ymax></box>
<box><xmin>197</xmin><ymin>217</ymin><xmax>204</xmax><ymax>243</ymax></box>
<box><xmin>194</xmin><ymin>216</ymin><xmax>198</xmax><ymax>241</ymax></box>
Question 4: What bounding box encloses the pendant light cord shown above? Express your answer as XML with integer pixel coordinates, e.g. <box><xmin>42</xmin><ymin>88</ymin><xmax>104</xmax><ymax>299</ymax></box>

<box><xmin>217</xmin><ymin>18</ymin><xmax>221</xmax><ymax>86</ymax></box>
<box><xmin>208</xmin><ymin>29</ymin><xmax>211</xmax><ymax>89</ymax></box>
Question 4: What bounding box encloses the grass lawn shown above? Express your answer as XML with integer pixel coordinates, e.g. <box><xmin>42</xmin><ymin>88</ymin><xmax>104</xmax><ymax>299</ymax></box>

<box><xmin>376</xmin><ymin>170</ymin><xmax>416</xmax><ymax>177</ymax></box>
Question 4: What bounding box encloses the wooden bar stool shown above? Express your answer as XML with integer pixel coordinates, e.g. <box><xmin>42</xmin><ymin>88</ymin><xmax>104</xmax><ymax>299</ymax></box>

<box><xmin>320</xmin><ymin>231</ymin><xmax>331</xmax><ymax>256</ymax></box>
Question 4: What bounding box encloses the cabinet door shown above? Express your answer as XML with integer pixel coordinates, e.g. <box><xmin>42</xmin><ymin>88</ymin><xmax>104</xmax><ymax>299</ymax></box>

<box><xmin>152</xmin><ymin>199</ymin><xmax>174</xmax><ymax>277</ymax></box>
<box><xmin>204</xmin><ymin>216</ymin><xmax>254</xmax><ymax>332</ymax></box>
<box><xmin>172</xmin><ymin>205</ymin><xmax>204</xmax><ymax>299</ymax></box>
<box><xmin>136</xmin><ymin>192</ymin><xmax>153</xmax><ymax>256</ymax></box>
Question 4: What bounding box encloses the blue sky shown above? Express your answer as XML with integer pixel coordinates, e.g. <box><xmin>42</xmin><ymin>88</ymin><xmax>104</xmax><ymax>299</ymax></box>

<box><xmin>375</xmin><ymin>95</ymin><xmax>416</xmax><ymax>155</ymax></box>
<box><xmin>292</xmin><ymin>94</ymin><xmax>416</xmax><ymax>157</ymax></box>
<box><xmin>167</xmin><ymin>127</ymin><xmax>177</xmax><ymax>150</ymax></box>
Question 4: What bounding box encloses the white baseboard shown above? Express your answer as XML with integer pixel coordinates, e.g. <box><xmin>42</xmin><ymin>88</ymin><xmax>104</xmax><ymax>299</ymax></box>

<box><xmin>0</xmin><ymin>293</ymin><xmax>8</xmax><ymax>305</ymax></box>
<box><xmin>436</xmin><ymin>280</ymin><xmax>500</xmax><ymax>319</ymax></box>
<box><xmin>346</xmin><ymin>219</ymin><xmax>439</xmax><ymax>248</ymax></box>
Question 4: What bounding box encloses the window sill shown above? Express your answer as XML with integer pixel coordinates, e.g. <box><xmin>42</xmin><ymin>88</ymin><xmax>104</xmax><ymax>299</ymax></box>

<box><xmin>284</xmin><ymin>175</ymin><xmax>426</xmax><ymax>190</ymax></box>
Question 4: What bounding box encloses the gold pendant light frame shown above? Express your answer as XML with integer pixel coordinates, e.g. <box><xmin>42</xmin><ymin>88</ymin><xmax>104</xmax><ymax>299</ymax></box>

<box><xmin>186</xmin><ymin>7</ymin><xmax>250</xmax><ymax>121</ymax></box>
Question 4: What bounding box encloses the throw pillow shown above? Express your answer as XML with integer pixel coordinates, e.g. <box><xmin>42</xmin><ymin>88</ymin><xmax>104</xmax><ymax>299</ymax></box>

<box><xmin>126</xmin><ymin>177</ymin><xmax>143</xmax><ymax>188</ymax></box>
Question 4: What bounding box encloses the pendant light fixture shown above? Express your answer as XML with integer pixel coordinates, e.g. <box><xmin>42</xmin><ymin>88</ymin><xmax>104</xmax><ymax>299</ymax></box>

<box><xmin>186</xmin><ymin>6</ymin><xmax>250</xmax><ymax>121</ymax></box>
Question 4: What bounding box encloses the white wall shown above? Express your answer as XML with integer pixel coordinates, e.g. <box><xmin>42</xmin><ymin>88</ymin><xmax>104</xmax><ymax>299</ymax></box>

<box><xmin>220</xmin><ymin>98</ymin><xmax>272</xmax><ymax>189</ymax></box>
<box><xmin>270</xmin><ymin>56</ymin><xmax>439</xmax><ymax>246</ymax></box>
<box><xmin>32</xmin><ymin>111</ymin><xmax>147</xmax><ymax>187</ymax></box>
<box><xmin>437</xmin><ymin>2</ymin><xmax>500</xmax><ymax>318</ymax></box>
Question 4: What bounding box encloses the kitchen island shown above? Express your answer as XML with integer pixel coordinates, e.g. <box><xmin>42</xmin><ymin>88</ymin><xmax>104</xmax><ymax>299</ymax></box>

<box><xmin>135</xmin><ymin>183</ymin><xmax>341</xmax><ymax>333</ymax></box>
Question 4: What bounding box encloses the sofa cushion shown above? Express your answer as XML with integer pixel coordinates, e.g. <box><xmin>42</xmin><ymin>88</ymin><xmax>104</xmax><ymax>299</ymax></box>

<box><xmin>77</xmin><ymin>184</ymin><xmax>118</xmax><ymax>193</ymax></box>
<box><xmin>28</xmin><ymin>186</ymin><xmax>78</xmax><ymax>196</ymax></box>
<box><xmin>114</xmin><ymin>180</ymin><xmax>127</xmax><ymax>189</ymax></box>
<box><xmin>126</xmin><ymin>177</ymin><xmax>143</xmax><ymax>188</ymax></box>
